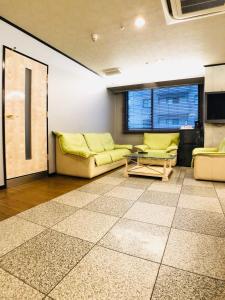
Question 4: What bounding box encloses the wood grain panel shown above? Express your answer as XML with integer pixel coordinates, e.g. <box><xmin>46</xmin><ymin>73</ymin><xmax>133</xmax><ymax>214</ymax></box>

<box><xmin>4</xmin><ymin>49</ymin><xmax>47</xmax><ymax>179</ymax></box>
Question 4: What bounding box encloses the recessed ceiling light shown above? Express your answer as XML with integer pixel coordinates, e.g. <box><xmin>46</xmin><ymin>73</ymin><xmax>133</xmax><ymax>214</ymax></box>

<box><xmin>134</xmin><ymin>16</ymin><xmax>146</xmax><ymax>28</ymax></box>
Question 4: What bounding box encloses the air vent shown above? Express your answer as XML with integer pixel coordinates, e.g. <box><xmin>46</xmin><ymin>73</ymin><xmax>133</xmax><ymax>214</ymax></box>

<box><xmin>102</xmin><ymin>68</ymin><xmax>121</xmax><ymax>76</ymax></box>
<box><xmin>181</xmin><ymin>0</ymin><xmax>225</xmax><ymax>14</ymax></box>
<box><xmin>162</xmin><ymin>0</ymin><xmax>225</xmax><ymax>24</ymax></box>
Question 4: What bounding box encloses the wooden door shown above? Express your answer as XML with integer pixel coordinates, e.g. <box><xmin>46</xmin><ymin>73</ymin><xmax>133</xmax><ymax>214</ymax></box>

<box><xmin>4</xmin><ymin>48</ymin><xmax>48</xmax><ymax>179</ymax></box>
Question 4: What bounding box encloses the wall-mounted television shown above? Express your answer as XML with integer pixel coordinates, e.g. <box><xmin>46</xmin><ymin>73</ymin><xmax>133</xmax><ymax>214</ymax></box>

<box><xmin>205</xmin><ymin>92</ymin><xmax>225</xmax><ymax>123</ymax></box>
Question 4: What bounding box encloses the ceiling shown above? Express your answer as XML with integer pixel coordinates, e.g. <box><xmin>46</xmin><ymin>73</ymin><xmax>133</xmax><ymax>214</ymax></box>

<box><xmin>0</xmin><ymin>0</ymin><xmax>225</xmax><ymax>86</ymax></box>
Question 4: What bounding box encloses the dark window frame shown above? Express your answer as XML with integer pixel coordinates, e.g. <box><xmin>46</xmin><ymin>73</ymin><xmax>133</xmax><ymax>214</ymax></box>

<box><xmin>123</xmin><ymin>82</ymin><xmax>204</xmax><ymax>134</ymax></box>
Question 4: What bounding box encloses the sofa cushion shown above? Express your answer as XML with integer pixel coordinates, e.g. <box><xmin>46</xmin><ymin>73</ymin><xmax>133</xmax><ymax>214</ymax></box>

<box><xmin>144</xmin><ymin>133</ymin><xmax>179</xmax><ymax>150</ymax></box>
<box><xmin>107</xmin><ymin>149</ymin><xmax>130</xmax><ymax>162</ymax></box>
<box><xmin>94</xmin><ymin>152</ymin><xmax>112</xmax><ymax>166</ymax></box>
<box><xmin>84</xmin><ymin>133</ymin><xmax>105</xmax><ymax>153</ymax></box>
<box><xmin>54</xmin><ymin>132</ymin><xmax>92</xmax><ymax>158</ymax></box>
<box><xmin>99</xmin><ymin>133</ymin><xmax>115</xmax><ymax>151</ymax></box>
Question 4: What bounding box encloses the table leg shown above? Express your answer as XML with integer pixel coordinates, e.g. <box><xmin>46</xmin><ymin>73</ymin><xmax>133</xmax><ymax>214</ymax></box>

<box><xmin>124</xmin><ymin>158</ymin><xmax>129</xmax><ymax>177</ymax></box>
<box><xmin>162</xmin><ymin>159</ymin><xmax>169</xmax><ymax>182</ymax></box>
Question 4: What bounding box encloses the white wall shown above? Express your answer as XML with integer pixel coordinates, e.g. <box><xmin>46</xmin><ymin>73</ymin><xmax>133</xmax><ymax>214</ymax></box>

<box><xmin>0</xmin><ymin>20</ymin><xmax>113</xmax><ymax>186</ymax></box>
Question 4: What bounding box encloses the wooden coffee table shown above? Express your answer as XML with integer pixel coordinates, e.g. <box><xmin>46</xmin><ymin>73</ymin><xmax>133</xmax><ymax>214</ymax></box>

<box><xmin>124</xmin><ymin>152</ymin><xmax>176</xmax><ymax>181</ymax></box>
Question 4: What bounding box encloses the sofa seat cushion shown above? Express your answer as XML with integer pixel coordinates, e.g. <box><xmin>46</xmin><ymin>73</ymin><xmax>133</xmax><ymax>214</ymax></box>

<box><xmin>84</xmin><ymin>133</ymin><xmax>105</xmax><ymax>153</ymax></box>
<box><xmin>107</xmin><ymin>149</ymin><xmax>131</xmax><ymax>162</ymax></box>
<box><xmin>94</xmin><ymin>152</ymin><xmax>112</xmax><ymax>166</ymax></box>
<box><xmin>144</xmin><ymin>133</ymin><xmax>179</xmax><ymax>150</ymax></box>
<box><xmin>99</xmin><ymin>133</ymin><xmax>115</xmax><ymax>151</ymax></box>
<box><xmin>54</xmin><ymin>132</ymin><xmax>93</xmax><ymax>158</ymax></box>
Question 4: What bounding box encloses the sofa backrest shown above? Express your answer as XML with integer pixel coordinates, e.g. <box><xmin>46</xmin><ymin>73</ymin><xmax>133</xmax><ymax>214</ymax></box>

<box><xmin>84</xmin><ymin>133</ymin><xmax>115</xmax><ymax>152</ymax></box>
<box><xmin>144</xmin><ymin>132</ymin><xmax>180</xmax><ymax>150</ymax></box>
<box><xmin>99</xmin><ymin>133</ymin><xmax>115</xmax><ymax>151</ymax></box>
<box><xmin>55</xmin><ymin>132</ymin><xmax>90</xmax><ymax>154</ymax></box>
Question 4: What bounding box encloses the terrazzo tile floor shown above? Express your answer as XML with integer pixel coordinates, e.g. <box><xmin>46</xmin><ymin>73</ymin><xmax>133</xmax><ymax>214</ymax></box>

<box><xmin>1</xmin><ymin>167</ymin><xmax>225</xmax><ymax>299</ymax></box>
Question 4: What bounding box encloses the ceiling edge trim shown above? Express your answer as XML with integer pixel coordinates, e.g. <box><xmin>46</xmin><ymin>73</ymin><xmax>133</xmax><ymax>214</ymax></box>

<box><xmin>108</xmin><ymin>77</ymin><xmax>205</xmax><ymax>93</ymax></box>
<box><xmin>0</xmin><ymin>16</ymin><xmax>100</xmax><ymax>76</ymax></box>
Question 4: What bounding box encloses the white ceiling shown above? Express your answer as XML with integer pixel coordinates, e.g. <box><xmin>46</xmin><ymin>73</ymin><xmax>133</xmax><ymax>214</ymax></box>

<box><xmin>0</xmin><ymin>0</ymin><xmax>225</xmax><ymax>86</ymax></box>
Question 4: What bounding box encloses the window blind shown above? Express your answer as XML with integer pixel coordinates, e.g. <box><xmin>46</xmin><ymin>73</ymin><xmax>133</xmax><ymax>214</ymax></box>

<box><xmin>127</xmin><ymin>84</ymin><xmax>199</xmax><ymax>130</ymax></box>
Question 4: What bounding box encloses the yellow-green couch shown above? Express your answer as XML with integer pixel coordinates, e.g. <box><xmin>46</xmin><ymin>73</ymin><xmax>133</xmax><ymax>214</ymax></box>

<box><xmin>54</xmin><ymin>132</ymin><xmax>132</xmax><ymax>178</ymax></box>
<box><xmin>135</xmin><ymin>132</ymin><xmax>180</xmax><ymax>166</ymax></box>
<box><xmin>192</xmin><ymin>138</ymin><xmax>225</xmax><ymax>181</ymax></box>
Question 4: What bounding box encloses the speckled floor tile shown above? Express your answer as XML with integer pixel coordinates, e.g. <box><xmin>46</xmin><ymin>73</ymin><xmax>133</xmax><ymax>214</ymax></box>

<box><xmin>173</xmin><ymin>208</ymin><xmax>225</xmax><ymax>237</ymax></box>
<box><xmin>53</xmin><ymin>190</ymin><xmax>99</xmax><ymax>208</ymax></box>
<box><xmin>138</xmin><ymin>190</ymin><xmax>179</xmax><ymax>207</ymax></box>
<box><xmin>163</xmin><ymin>229</ymin><xmax>225</xmax><ymax>280</ymax></box>
<box><xmin>78</xmin><ymin>182</ymin><xmax>115</xmax><ymax>194</ymax></box>
<box><xmin>183</xmin><ymin>178</ymin><xmax>214</xmax><ymax>187</ymax></box>
<box><xmin>49</xmin><ymin>246</ymin><xmax>159</xmax><ymax>300</ymax></box>
<box><xmin>148</xmin><ymin>182</ymin><xmax>182</xmax><ymax>194</ymax></box>
<box><xmin>85</xmin><ymin>195</ymin><xmax>133</xmax><ymax>217</ymax></box>
<box><xmin>100</xmin><ymin>218</ymin><xmax>169</xmax><ymax>262</ymax></box>
<box><xmin>18</xmin><ymin>201</ymin><xmax>77</xmax><ymax>227</ymax></box>
<box><xmin>151</xmin><ymin>265</ymin><xmax>225</xmax><ymax>300</ymax></box>
<box><xmin>106</xmin><ymin>169</ymin><xmax>124</xmax><ymax>178</ymax></box>
<box><xmin>120</xmin><ymin>177</ymin><xmax>154</xmax><ymax>190</ymax></box>
<box><xmin>178</xmin><ymin>194</ymin><xmax>222</xmax><ymax>213</ymax></box>
<box><xmin>0</xmin><ymin>229</ymin><xmax>93</xmax><ymax>294</ymax></box>
<box><xmin>124</xmin><ymin>202</ymin><xmax>175</xmax><ymax>227</ymax></box>
<box><xmin>181</xmin><ymin>185</ymin><xmax>217</xmax><ymax>197</ymax></box>
<box><xmin>0</xmin><ymin>216</ymin><xmax>45</xmax><ymax>257</ymax></box>
<box><xmin>105</xmin><ymin>186</ymin><xmax>144</xmax><ymax>201</ymax></box>
<box><xmin>53</xmin><ymin>209</ymin><xmax>118</xmax><ymax>243</ymax></box>
<box><xmin>0</xmin><ymin>268</ymin><xmax>45</xmax><ymax>299</ymax></box>
<box><xmin>119</xmin><ymin>181</ymin><xmax>148</xmax><ymax>190</ymax></box>
<box><xmin>94</xmin><ymin>176</ymin><xmax>126</xmax><ymax>185</ymax></box>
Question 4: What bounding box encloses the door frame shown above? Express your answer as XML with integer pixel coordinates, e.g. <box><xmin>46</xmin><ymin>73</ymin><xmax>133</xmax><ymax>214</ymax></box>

<box><xmin>2</xmin><ymin>45</ymin><xmax>49</xmax><ymax>188</ymax></box>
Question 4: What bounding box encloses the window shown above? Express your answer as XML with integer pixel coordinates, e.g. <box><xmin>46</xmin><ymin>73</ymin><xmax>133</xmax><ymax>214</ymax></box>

<box><xmin>125</xmin><ymin>84</ymin><xmax>199</xmax><ymax>131</ymax></box>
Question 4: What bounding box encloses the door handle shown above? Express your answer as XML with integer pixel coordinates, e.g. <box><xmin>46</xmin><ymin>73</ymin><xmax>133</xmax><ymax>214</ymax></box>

<box><xmin>6</xmin><ymin>114</ymin><xmax>15</xmax><ymax>119</ymax></box>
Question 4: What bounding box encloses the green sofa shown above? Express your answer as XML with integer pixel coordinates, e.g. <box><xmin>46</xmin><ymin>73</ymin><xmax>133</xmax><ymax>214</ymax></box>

<box><xmin>192</xmin><ymin>138</ymin><xmax>225</xmax><ymax>181</ymax></box>
<box><xmin>135</xmin><ymin>132</ymin><xmax>180</xmax><ymax>166</ymax></box>
<box><xmin>54</xmin><ymin>132</ymin><xmax>132</xmax><ymax>178</ymax></box>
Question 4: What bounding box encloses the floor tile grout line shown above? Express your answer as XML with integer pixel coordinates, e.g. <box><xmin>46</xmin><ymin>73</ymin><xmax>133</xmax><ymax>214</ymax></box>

<box><xmin>0</xmin><ymin>264</ymin><xmax>48</xmax><ymax>297</ymax></box>
<box><xmin>0</xmin><ymin>227</ymin><xmax>96</xmax><ymax>297</ymax></box>
<box><xmin>16</xmin><ymin>205</ymin><xmax>81</xmax><ymax>230</ymax></box>
<box><xmin>44</xmin><ymin>241</ymin><xmax>97</xmax><ymax>298</ymax></box>
<box><xmin>45</xmin><ymin>172</ymin><xmax>151</xmax><ymax>297</ymax></box>
<box><xmin>149</xmin><ymin>167</ymin><xmax>185</xmax><ymax>300</ymax></box>
<box><xmin>213</xmin><ymin>183</ymin><xmax>225</xmax><ymax>218</ymax></box>
<box><xmin>0</xmin><ymin>178</ymin><xmax>153</xmax><ymax>261</ymax></box>
<box><xmin>2</xmin><ymin>168</ymin><xmax>225</xmax><ymax>298</ymax></box>
<box><xmin>0</xmin><ymin>228</ymin><xmax>48</xmax><ymax>260</ymax></box>
<box><xmin>160</xmin><ymin>262</ymin><xmax>225</xmax><ymax>283</ymax></box>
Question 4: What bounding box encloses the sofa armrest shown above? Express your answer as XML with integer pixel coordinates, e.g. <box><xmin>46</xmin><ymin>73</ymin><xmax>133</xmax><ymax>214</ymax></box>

<box><xmin>135</xmin><ymin>145</ymin><xmax>148</xmax><ymax>151</ymax></box>
<box><xmin>60</xmin><ymin>144</ymin><xmax>96</xmax><ymax>158</ymax></box>
<box><xmin>192</xmin><ymin>147</ymin><xmax>218</xmax><ymax>156</ymax></box>
<box><xmin>114</xmin><ymin>144</ymin><xmax>133</xmax><ymax>150</ymax></box>
<box><xmin>166</xmin><ymin>145</ymin><xmax>178</xmax><ymax>153</ymax></box>
<box><xmin>194</xmin><ymin>152</ymin><xmax>225</xmax><ymax>157</ymax></box>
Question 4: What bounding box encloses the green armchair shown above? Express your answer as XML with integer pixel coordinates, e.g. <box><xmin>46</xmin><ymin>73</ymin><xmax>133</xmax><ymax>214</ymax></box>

<box><xmin>135</xmin><ymin>132</ymin><xmax>180</xmax><ymax>166</ymax></box>
<box><xmin>192</xmin><ymin>138</ymin><xmax>225</xmax><ymax>181</ymax></box>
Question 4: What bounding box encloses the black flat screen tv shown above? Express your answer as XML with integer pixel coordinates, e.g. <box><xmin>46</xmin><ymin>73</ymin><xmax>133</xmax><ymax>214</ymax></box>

<box><xmin>206</xmin><ymin>92</ymin><xmax>225</xmax><ymax>123</ymax></box>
